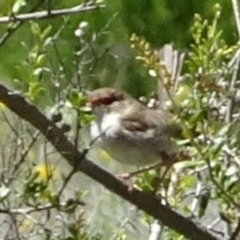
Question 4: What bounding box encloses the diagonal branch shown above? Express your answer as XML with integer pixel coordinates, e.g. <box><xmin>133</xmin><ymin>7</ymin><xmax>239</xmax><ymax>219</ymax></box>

<box><xmin>0</xmin><ymin>3</ymin><xmax>102</xmax><ymax>24</ymax></box>
<box><xmin>0</xmin><ymin>83</ymin><xmax>224</xmax><ymax>240</ymax></box>
<box><xmin>231</xmin><ymin>0</ymin><xmax>240</xmax><ymax>38</ymax></box>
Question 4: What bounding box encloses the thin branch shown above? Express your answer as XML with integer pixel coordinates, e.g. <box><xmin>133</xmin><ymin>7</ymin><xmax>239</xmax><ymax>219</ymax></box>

<box><xmin>231</xmin><ymin>0</ymin><xmax>240</xmax><ymax>38</ymax></box>
<box><xmin>47</xmin><ymin>0</ymin><xmax>52</xmax><ymax>15</ymax></box>
<box><xmin>225</xmin><ymin>49</ymin><xmax>240</xmax><ymax>123</ymax></box>
<box><xmin>0</xmin><ymin>22</ymin><xmax>21</xmax><ymax>47</ymax></box>
<box><xmin>222</xmin><ymin>144</ymin><xmax>240</xmax><ymax>167</ymax></box>
<box><xmin>0</xmin><ymin>4</ymin><xmax>102</xmax><ymax>24</ymax></box>
<box><xmin>190</xmin><ymin>181</ymin><xmax>202</xmax><ymax>216</ymax></box>
<box><xmin>0</xmin><ymin>201</ymin><xmax>84</xmax><ymax>215</ymax></box>
<box><xmin>12</xmin><ymin>131</ymin><xmax>40</xmax><ymax>175</ymax></box>
<box><xmin>57</xmin><ymin>148</ymin><xmax>89</xmax><ymax>197</ymax></box>
<box><xmin>0</xmin><ymin>0</ymin><xmax>44</xmax><ymax>47</ymax></box>
<box><xmin>148</xmin><ymin>220</ymin><xmax>163</xmax><ymax>240</ymax></box>
<box><xmin>207</xmin><ymin>218</ymin><xmax>221</xmax><ymax>230</ymax></box>
<box><xmin>0</xmin><ymin>83</ymin><xmax>224</xmax><ymax>240</ymax></box>
<box><xmin>110</xmin><ymin>217</ymin><xmax>130</xmax><ymax>240</ymax></box>
<box><xmin>230</xmin><ymin>218</ymin><xmax>240</xmax><ymax>240</ymax></box>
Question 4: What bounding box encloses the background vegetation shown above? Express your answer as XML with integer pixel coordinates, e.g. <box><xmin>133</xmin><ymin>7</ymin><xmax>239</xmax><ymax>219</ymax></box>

<box><xmin>0</xmin><ymin>0</ymin><xmax>239</xmax><ymax>239</ymax></box>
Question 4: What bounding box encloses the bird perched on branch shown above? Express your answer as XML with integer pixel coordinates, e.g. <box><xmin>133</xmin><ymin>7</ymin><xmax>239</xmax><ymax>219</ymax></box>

<box><xmin>87</xmin><ymin>87</ymin><xmax>182</xmax><ymax>177</ymax></box>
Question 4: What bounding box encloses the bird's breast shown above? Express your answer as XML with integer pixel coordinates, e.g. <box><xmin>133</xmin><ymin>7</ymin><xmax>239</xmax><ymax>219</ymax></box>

<box><xmin>90</xmin><ymin>112</ymin><xmax>122</xmax><ymax>141</ymax></box>
<box><xmin>90</xmin><ymin>111</ymin><xmax>175</xmax><ymax>166</ymax></box>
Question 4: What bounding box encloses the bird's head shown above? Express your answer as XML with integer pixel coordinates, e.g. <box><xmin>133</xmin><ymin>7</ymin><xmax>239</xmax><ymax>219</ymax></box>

<box><xmin>87</xmin><ymin>88</ymin><xmax>128</xmax><ymax>108</ymax></box>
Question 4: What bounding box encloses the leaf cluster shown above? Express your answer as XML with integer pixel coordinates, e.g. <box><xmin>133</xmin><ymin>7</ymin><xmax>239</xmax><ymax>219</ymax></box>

<box><xmin>131</xmin><ymin>3</ymin><xmax>240</xmax><ymax>237</ymax></box>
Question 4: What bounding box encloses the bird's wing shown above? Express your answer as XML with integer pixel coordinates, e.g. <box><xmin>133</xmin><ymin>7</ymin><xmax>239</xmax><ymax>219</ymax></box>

<box><xmin>121</xmin><ymin>108</ymin><xmax>182</xmax><ymax>138</ymax></box>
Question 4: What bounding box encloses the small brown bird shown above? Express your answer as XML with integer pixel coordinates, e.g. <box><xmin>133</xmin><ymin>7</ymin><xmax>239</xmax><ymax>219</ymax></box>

<box><xmin>87</xmin><ymin>87</ymin><xmax>182</xmax><ymax>174</ymax></box>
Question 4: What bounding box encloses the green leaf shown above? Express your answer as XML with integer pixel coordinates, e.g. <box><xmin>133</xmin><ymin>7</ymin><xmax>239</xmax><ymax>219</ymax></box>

<box><xmin>36</xmin><ymin>54</ymin><xmax>47</xmax><ymax>67</ymax></box>
<box><xmin>41</xmin><ymin>25</ymin><xmax>53</xmax><ymax>40</ymax></box>
<box><xmin>68</xmin><ymin>90</ymin><xmax>86</xmax><ymax>107</ymax></box>
<box><xmin>0</xmin><ymin>185</ymin><xmax>10</xmax><ymax>202</ymax></box>
<box><xmin>12</xmin><ymin>0</ymin><xmax>26</xmax><ymax>14</ymax></box>
<box><xmin>30</xmin><ymin>21</ymin><xmax>41</xmax><ymax>36</ymax></box>
<box><xmin>198</xmin><ymin>190</ymin><xmax>210</xmax><ymax>218</ymax></box>
<box><xmin>27</xmin><ymin>82</ymin><xmax>45</xmax><ymax>100</ymax></box>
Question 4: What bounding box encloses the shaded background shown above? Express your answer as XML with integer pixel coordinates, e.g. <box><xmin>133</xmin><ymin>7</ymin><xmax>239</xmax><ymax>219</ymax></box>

<box><xmin>0</xmin><ymin>0</ymin><xmax>236</xmax><ymax>97</ymax></box>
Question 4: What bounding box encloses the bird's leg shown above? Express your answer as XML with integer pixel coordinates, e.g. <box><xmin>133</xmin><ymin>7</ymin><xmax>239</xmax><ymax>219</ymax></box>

<box><xmin>118</xmin><ymin>151</ymin><xmax>176</xmax><ymax>180</ymax></box>
<box><xmin>153</xmin><ymin>151</ymin><xmax>190</xmax><ymax>192</ymax></box>
<box><xmin>119</xmin><ymin>151</ymin><xmax>188</xmax><ymax>192</ymax></box>
<box><xmin>152</xmin><ymin>159</ymin><xmax>174</xmax><ymax>194</ymax></box>
<box><xmin>119</xmin><ymin>162</ymin><xmax>164</xmax><ymax>180</ymax></box>
<box><xmin>117</xmin><ymin>162</ymin><xmax>167</xmax><ymax>192</ymax></box>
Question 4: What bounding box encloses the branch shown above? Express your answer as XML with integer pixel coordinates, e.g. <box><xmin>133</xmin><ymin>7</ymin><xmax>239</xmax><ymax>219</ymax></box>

<box><xmin>0</xmin><ymin>83</ymin><xmax>224</xmax><ymax>240</ymax></box>
<box><xmin>230</xmin><ymin>218</ymin><xmax>240</xmax><ymax>240</ymax></box>
<box><xmin>0</xmin><ymin>1</ymin><xmax>44</xmax><ymax>48</ymax></box>
<box><xmin>231</xmin><ymin>0</ymin><xmax>240</xmax><ymax>38</ymax></box>
<box><xmin>0</xmin><ymin>3</ymin><xmax>102</xmax><ymax>24</ymax></box>
<box><xmin>0</xmin><ymin>201</ymin><xmax>84</xmax><ymax>215</ymax></box>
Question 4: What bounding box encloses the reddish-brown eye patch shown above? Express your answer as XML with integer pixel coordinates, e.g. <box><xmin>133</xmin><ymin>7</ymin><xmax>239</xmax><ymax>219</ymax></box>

<box><xmin>90</xmin><ymin>96</ymin><xmax>118</xmax><ymax>106</ymax></box>
<box><xmin>87</xmin><ymin>88</ymin><xmax>124</xmax><ymax>106</ymax></box>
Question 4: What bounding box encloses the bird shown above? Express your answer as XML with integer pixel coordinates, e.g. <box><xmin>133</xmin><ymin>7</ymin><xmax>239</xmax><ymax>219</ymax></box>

<box><xmin>87</xmin><ymin>87</ymin><xmax>182</xmax><ymax>177</ymax></box>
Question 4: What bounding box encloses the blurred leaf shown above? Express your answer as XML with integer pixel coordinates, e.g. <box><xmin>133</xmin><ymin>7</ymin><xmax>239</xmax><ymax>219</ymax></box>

<box><xmin>68</xmin><ymin>89</ymin><xmax>86</xmax><ymax>107</ymax></box>
<box><xmin>12</xmin><ymin>0</ymin><xmax>25</xmax><ymax>14</ymax></box>
<box><xmin>41</xmin><ymin>25</ymin><xmax>53</xmax><ymax>40</ymax></box>
<box><xmin>26</xmin><ymin>82</ymin><xmax>45</xmax><ymax>100</ymax></box>
<box><xmin>30</xmin><ymin>21</ymin><xmax>41</xmax><ymax>36</ymax></box>
<box><xmin>0</xmin><ymin>185</ymin><xmax>10</xmax><ymax>202</ymax></box>
<box><xmin>198</xmin><ymin>190</ymin><xmax>211</xmax><ymax>218</ymax></box>
<box><xmin>180</xmin><ymin>175</ymin><xmax>196</xmax><ymax>189</ymax></box>
<box><xmin>36</xmin><ymin>54</ymin><xmax>47</xmax><ymax>67</ymax></box>
<box><xmin>225</xmin><ymin>165</ymin><xmax>238</xmax><ymax>177</ymax></box>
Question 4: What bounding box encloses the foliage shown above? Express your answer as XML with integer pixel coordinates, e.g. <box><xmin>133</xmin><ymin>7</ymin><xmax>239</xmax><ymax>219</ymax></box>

<box><xmin>130</xmin><ymin>3</ymin><xmax>240</xmax><ymax>238</ymax></box>
<box><xmin>122</xmin><ymin>0</ymin><xmax>236</xmax><ymax>48</ymax></box>
<box><xmin>0</xmin><ymin>0</ymin><xmax>240</xmax><ymax>239</ymax></box>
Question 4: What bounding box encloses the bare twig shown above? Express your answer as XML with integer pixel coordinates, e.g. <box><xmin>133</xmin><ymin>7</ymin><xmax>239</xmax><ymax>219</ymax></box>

<box><xmin>0</xmin><ymin>4</ymin><xmax>102</xmax><ymax>24</ymax></box>
<box><xmin>12</xmin><ymin>131</ymin><xmax>40</xmax><ymax>175</ymax></box>
<box><xmin>0</xmin><ymin>22</ymin><xmax>21</xmax><ymax>47</ymax></box>
<box><xmin>47</xmin><ymin>0</ymin><xmax>52</xmax><ymax>15</ymax></box>
<box><xmin>207</xmin><ymin>218</ymin><xmax>221</xmax><ymax>230</ymax></box>
<box><xmin>230</xmin><ymin>218</ymin><xmax>240</xmax><ymax>240</ymax></box>
<box><xmin>57</xmin><ymin>147</ymin><xmax>89</xmax><ymax>197</ymax></box>
<box><xmin>231</xmin><ymin>0</ymin><xmax>240</xmax><ymax>38</ymax></box>
<box><xmin>206</xmin><ymin>157</ymin><xmax>240</xmax><ymax>209</ymax></box>
<box><xmin>225</xmin><ymin>49</ymin><xmax>240</xmax><ymax>123</ymax></box>
<box><xmin>0</xmin><ymin>201</ymin><xmax>84</xmax><ymax>215</ymax></box>
<box><xmin>190</xmin><ymin>181</ymin><xmax>203</xmax><ymax>216</ymax></box>
<box><xmin>0</xmin><ymin>0</ymin><xmax>43</xmax><ymax>47</ymax></box>
<box><xmin>110</xmin><ymin>217</ymin><xmax>130</xmax><ymax>240</ymax></box>
<box><xmin>149</xmin><ymin>220</ymin><xmax>162</xmax><ymax>240</ymax></box>
<box><xmin>222</xmin><ymin>145</ymin><xmax>240</xmax><ymax>167</ymax></box>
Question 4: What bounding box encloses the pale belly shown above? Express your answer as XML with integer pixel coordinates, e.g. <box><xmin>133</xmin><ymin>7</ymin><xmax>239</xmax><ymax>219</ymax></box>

<box><xmin>90</xmin><ymin>117</ymin><xmax>171</xmax><ymax>166</ymax></box>
<box><xmin>100</xmin><ymin>137</ymin><xmax>162</xmax><ymax>166</ymax></box>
